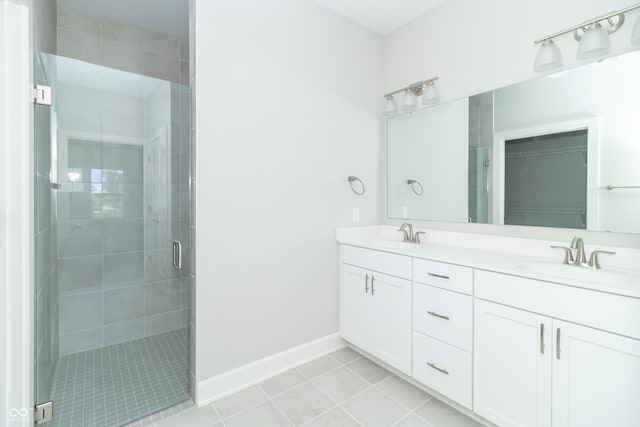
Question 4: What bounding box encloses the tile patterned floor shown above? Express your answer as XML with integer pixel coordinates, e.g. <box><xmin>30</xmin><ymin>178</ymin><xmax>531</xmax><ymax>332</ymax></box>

<box><xmin>50</xmin><ymin>328</ymin><xmax>190</xmax><ymax>427</ymax></box>
<box><xmin>154</xmin><ymin>347</ymin><xmax>484</xmax><ymax>427</ymax></box>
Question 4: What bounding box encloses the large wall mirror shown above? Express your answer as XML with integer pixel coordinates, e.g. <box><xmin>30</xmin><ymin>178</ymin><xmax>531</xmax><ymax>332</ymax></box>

<box><xmin>387</xmin><ymin>50</ymin><xmax>640</xmax><ymax>234</ymax></box>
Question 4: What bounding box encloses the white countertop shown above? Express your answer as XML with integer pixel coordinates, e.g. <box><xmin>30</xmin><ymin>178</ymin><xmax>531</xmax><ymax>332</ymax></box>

<box><xmin>337</xmin><ymin>226</ymin><xmax>640</xmax><ymax>299</ymax></box>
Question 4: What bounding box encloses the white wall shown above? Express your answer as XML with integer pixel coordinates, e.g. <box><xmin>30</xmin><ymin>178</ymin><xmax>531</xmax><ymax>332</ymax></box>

<box><xmin>194</xmin><ymin>0</ymin><xmax>382</xmax><ymax>384</ymax></box>
<box><xmin>382</xmin><ymin>0</ymin><xmax>640</xmax><ymax>247</ymax></box>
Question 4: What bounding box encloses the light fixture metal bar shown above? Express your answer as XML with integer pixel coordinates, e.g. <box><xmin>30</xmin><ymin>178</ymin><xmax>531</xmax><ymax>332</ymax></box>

<box><xmin>384</xmin><ymin>77</ymin><xmax>439</xmax><ymax>98</ymax></box>
<box><xmin>534</xmin><ymin>3</ymin><xmax>640</xmax><ymax>44</ymax></box>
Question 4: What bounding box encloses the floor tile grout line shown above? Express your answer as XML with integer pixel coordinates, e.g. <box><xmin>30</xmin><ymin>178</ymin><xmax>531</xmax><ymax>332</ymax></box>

<box><xmin>209</xmin><ymin>402</ymin><xmax>227</xmax><ymax>427</ymax></box>
<box><xmin>210</xmin><ymin>349</ymin><xmax>370</xmax><ymax>426</ymax></box>
<box><xmin>372</xmin><ymin>375</ymin><xmax>435</xmax><ymax>413</ymax></box>
<box><xmin>390</xmin><ymin>411</ymin><xmax>436</xmax><ymax>427</ymax></box>
<box><xmin>295</xmin><ymin>379</ymin><xmax>366</xmax><ymax>427</ymax></box>
<box><xmin>257</xmin><ymin>383</ymin><xmax>296</xmax><ymax>427</ymax></box>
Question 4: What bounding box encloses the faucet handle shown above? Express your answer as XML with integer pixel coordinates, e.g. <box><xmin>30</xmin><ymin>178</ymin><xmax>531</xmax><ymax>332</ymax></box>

<box><xmin>550</xmin><ymin>245</ymin><xmax>575</xmax><ymax>264</ymax></box>
<box><xmin>587</xmin><ymin>250</ymin><xmax>616</xmax><ymax>269</ymax></box>
<box><xmin>415</xmin><ymin>231</ymin><xmax>426</xmax><ymax>244</ymax></box>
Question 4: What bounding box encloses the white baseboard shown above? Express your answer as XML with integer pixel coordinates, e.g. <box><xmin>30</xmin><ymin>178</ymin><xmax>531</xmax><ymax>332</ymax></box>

<box><xmin>196</xmin><ymin>333</ymin><xmax>346</xmax><ymax>406</ymax></box>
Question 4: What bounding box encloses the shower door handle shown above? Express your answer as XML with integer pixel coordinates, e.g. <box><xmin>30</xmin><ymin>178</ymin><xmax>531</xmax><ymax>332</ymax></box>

<box><xmin>173</xmin><ymin>240</ymin><xmax>182</xmax><ymax>270</ymax></box>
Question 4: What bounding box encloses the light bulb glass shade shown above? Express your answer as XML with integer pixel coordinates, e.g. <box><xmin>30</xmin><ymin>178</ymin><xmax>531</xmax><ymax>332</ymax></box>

<box><xmin>402</xmin><ymin>90</ymin><xmax>417</xmax><ymax>111</ymax></box>
<box><xmin>632</xmin><ymin>15</ymin><xmax>640</xmax><ymax>45</ymax></box>
<box><xmin>577</xmin><ymin>23</ymin><xmax>611</xmax><ymax>60</ymax></box>
<box><xmin>423</xmin><ymin>82</ymin><xmax>440</xmax><ymax>103</ymax></box>
<box><xmin>533</xmin><ymin>39</ymin><xmax>563</xmax><ymax>72</ymax></box>
<box><xmin>383</xmin><ymin>95</ymin><xmax>398</xmax><ymax>116</ymax></box>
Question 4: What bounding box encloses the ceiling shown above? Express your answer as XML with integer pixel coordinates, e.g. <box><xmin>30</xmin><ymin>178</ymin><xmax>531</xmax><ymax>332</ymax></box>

<box><xmin>56</xmin><ymin>0</ymin><xmax>448</xmax><ymax>41</ymax></box>
<box><xmin>57</xmin><ymin>0</ymin><xmax>189</xmax><ymax>40</ymax></box>
<box><xmin>311</xmin><ymin>0</ymin><xmax>450</xmax><ymax>35</ymax></box>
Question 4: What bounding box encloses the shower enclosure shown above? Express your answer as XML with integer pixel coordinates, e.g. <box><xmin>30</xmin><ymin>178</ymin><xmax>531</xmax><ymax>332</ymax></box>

<box><xmin>33</xmin><ymin>51</ymin><xmax>192</xmax><ymax>426</ymax></box>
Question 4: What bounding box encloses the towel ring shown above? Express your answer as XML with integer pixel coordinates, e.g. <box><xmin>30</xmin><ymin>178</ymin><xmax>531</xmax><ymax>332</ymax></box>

<box><xmin>348</xmin><ymin>176</ymin><xmax>365</xmax><ymax>195</ymax></box>
<box><xmin>407</xmin><ymin>179</ymin><xmax>424</xmax><ymax>196</ymax></box>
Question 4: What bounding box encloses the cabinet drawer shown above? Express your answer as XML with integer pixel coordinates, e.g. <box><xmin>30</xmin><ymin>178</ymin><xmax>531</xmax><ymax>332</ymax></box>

<box><xmin>413</xmin><ymin>258</ymin><xmax>473</xmax><ymax>294</ymax></box>
<box><xmin>341</xmin><ymin>244</ymin><xmax>412</xmax><ymax>280</ymax></box>
<box><xmin>475</xmin><ymin>269</ymin><xmax>640</xmax><ymax>340</ymax></box>
<box><xmin>412</xmin><ymin>332</ymin><xmax>472</xmax><ymax>410</ymax></box>
<box><xmin>413</xmin><ymin>284</ymin><xmax>472</xmax><ymax>351</ymax></box>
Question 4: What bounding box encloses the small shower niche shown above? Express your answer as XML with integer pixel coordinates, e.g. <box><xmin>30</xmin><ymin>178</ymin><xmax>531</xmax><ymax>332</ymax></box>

<box><xmin>34</xmin><ymin>35</ymin><xmax>192</xmax><ymax>426</ymax></box>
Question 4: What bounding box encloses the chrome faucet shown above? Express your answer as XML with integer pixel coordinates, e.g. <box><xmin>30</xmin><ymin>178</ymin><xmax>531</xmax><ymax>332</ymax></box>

<box><xmin>570</xmin><ymin>236</ymin><xmax>587</xmax><ymax>265</ymax></box>
<box><xmin>397</xmin><ymin>223</ymin><xmax>425</xmax><ymax>243</ymax></box>
<box><xmin>398</xmin><ymin>223</ymin><xmax>414</xmax><ymax>242</ymax></box>
<box><xmin>551</xmin><ymin>236</ymin><xmax>616</xmax><ymax>269</ymax></box>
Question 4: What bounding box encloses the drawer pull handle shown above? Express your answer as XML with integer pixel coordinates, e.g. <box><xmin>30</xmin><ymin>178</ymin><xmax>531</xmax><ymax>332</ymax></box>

<box><xmin>365</xmin><ymin>274</ymin><xmax>369</xmax><ymax>293</ymax></box>
<box><xmin>540</xmin><ymin>323</ymin><xmax>545</xmax><ymax>354</ymax></box>
<box><xmin>371</xmin><ymin>276</ymin><xmax>375</xmax><ymax>295</ymax></box>
<box><xmin>427</xmin><ymin>311</ymin><xmax>450</xmax><ymax>321</ymax></box>
<box><xmin>427</xmin><ymin>362</ymin><xmax>449</xmax><ymax>375</ymax></box>
<box><xmin>428</xmin><ymin>272</ymin><xmax>450</xmax><ymax>280</ymax></box>
<box><xmin>556</xmin><ymin>328</ymin><xmax>561</xmax><ymax>360</ymax></box>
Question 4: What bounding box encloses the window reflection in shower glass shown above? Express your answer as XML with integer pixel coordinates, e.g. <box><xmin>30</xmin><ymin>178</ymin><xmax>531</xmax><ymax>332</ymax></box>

<box><xmin>91</xmin><ymin>168</ymin><xmax>124</xmax><ymax>218</ymax></box>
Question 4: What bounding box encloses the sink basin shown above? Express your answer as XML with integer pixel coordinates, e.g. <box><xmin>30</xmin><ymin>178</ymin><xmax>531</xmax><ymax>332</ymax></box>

<box><xmin>514</xmin><ymin>258</ymin><xmax>639</xmax><ymax>287</ymax></box>
<box><xmin>371</xmin><ymin>240</ymin><xmax>420</xmax><ymax>250</ymax></box>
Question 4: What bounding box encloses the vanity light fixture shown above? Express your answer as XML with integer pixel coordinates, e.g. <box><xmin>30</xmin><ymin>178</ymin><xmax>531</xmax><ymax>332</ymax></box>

<box><xmin>533</xmin><ymin>39</ymin><xmax>563</xmax><ymax>72</ymax></box>
<box><xmin>382</xmin><ymin>77</ymin><xmax>439</xmax><ymax>115</ymax></box>
<box><xmin>576</xmin><ymin>22</ymin><xmax>612</xmax><ymax>59</ymax></box>
<box><xmin>402</xmin><ymin>89</ymin><xmax>418</xmax><ymax>111</ymax></box>
<box><xmin>533</xmin><ymin>3</ymin><xmax>640</xmax><ymax>72</ymax></box>
<box><xmin>384</xmin><ymin>95</ymin><xmax>398</xmax><ymax>116</ymax></box>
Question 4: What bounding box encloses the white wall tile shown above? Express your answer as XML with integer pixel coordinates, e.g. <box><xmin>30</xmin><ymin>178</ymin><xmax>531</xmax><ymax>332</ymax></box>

<box><xmin>57</xmin><ymin>29</ymin><xmax>101</xmax><ymax>64</ymax></box>
<box><xmin>143</xmin><ymin>31</ymin><xmax>180</xmax><ymax>58</ymax></box>
<box><xmin>144</xmin><ymin>52</ymin><xmax>180</xmax><ymax>83</ymax></box>
<box><xmin>101</xmin><ymin>19</ymin><xmax>143</xmax><ymax>48</ymax></box>
<box><xmin>57</xmin><ymin>7</ymin><xmax>100</xmax><ymax>38</ymax></box>
<box><xmin>101</xmin><ymin>39</ymin><xmax>144</xmax><ymax>74</ymax></box>
<box><xmin>59</xmin><ymin>291</ymin><xmax>102</xmax><ymax>333</ymax></box>
<box><xmin>59</xmin><ymin>327</ymin><xmax>102</xmax><ymax>355</ymax></box>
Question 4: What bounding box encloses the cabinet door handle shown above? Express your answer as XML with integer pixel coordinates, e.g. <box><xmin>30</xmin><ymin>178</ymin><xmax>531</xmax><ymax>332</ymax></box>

<box><xmin>427</xmin><ymin>311</ymin><xmax>450</xmax><ymax>321</ymax></box>
<box><xmin>540</xmin><ymin>323</ymin><xmax>545</xmax><ymax>354</ymax></box>
<box><xmin>556</xmin><ymin>328</ymin><xmax>561</xmax><ymax>360</ymax></box>
<box><xmin>427</xmin><ymin>362</ymin><xmax>449</xmax><ymax>375</ymax></box>
<box><xmin>428</xmin><ymin>272</ymin><xmax>450</xmax><ymax>280</ymax></box>
<box><xmin>371</xmin><ymin>276</ymin><xmax>375</xmax><ymax>295</ymax></box>
<box><xmin>365</xmin><ymin>274</ymin><xmax>369</xmax><ymax>293</ymax></box>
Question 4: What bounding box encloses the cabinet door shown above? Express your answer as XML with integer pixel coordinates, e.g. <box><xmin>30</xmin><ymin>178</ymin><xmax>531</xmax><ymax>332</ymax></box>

<box><xmin>371</xmin><ymin>272</ymin><xmax>412</xmax><ymax>375</ymax></box>
<box><xmin>474</xmin><ymin>299</ymin><xmax>552</xmax><ymax>427</ymax></box>
<box><xmin>340</xmin><ymin>264</ymin><xmax>372</xmax><ymax>351</ymax></box>
<box><xmin>552</xmin><ymin>320</ymin><xmax>640</xmax><ymax>427</ymax></box>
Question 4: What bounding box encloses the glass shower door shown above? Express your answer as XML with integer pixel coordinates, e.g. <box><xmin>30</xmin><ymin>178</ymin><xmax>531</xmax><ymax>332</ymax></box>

<box><xmin>33</xmin><ymin>52</ymin><xmax>191</xmax><ymax>426</ymax></box>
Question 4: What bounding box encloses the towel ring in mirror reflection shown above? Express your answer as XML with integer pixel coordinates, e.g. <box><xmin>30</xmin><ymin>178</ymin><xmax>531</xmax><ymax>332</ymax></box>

<box><xmin>348</xmin><ymin>176</ymin><xmax>365</xmax><ymax>195</ymax></box>
<box><xmin>407</xmin><ymin>179</ymin><xmax>424</xmax><ymax>196</ymax></box>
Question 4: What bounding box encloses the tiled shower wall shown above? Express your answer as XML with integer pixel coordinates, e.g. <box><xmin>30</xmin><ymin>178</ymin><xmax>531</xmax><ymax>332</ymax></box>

<box><xmin>56</xmin><ymin>7</ymin><xmax>188</xmax><ymax>84</ymax></box>
<box><xmin>55</xmin><ymin>65</ymin><xmax>191</xmax><ymax>356</ymax></box>
<box><xmin>33</xmin><ymin>0</ymin><xmax>57</xmax><ymax>54</ymax></box>
<box><xmin>468</xmin><ymin>92</ymin><xmax>493</xmax><ymax>223</ymax></box>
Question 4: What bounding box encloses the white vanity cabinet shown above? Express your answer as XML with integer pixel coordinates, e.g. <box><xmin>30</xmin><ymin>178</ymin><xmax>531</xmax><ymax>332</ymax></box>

<box><xmin>474</xmin><ymin>299</ymin><xmax>552</xmax><ymax>427</ymax></box>
<box><xmin>552</xmin><ymin>320</ymin><xmax>640</xmax><ymax>427</ymax></box>
<box><xmin>340</xmin><ymin>246</ymin><xmax>412</xmax><ymax>374</ymax></box>
<box><xmin>474</xmin><ymin>270</ymin><xmax>640</xmax><ymax>427</ymax></box>
<box><xmin>412</xmin><ymin>259</ymin><xmax>474</xmax><ymax>409</ymax></box>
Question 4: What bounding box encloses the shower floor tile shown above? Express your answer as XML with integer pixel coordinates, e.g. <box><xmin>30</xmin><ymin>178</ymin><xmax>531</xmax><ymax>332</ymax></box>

<box><xmin>50</xmin><ymin>328</ymin><xmax>190</xmax><ymax>427</ymax></box>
